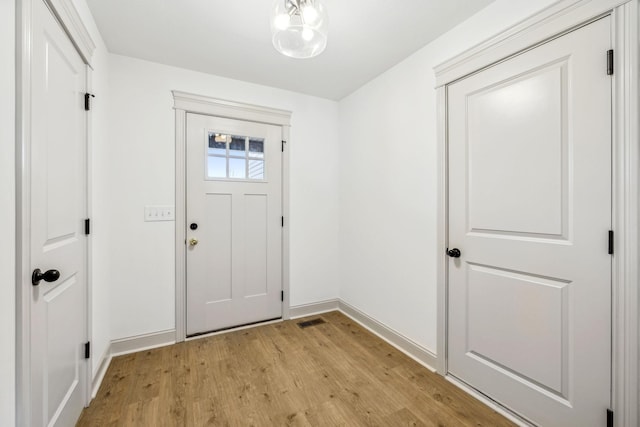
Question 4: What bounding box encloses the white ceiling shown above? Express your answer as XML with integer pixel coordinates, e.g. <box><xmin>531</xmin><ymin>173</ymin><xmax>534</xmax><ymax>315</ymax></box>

<box><xmin>86</xmin><ymin>0</ymin><xmax>495</xmax><ymax>100</ymax></box>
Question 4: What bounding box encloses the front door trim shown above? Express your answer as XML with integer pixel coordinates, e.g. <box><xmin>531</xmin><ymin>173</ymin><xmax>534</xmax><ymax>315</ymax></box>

<box><xmin>435</xmin><ymin>0</ymin><xmax>638</xmax><ymax>425</ymax></box>
<box><xmin>172</xmin><ymin>91</ymin><xmax>292</xmax><ymax>342</ymax></box>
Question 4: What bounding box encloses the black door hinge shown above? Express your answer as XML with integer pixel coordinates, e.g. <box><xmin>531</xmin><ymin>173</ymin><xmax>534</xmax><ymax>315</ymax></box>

<box><xmin>607</xmin><ymin>50</ymin><xmax>614</xmax><ymax>75</ymax></box>
<box><xmin>282</xmin><ymin>140</ymin><xmax>286</xmax><ymax>152</ymax></box>
<box><xmin>607</xmin><ymin>409</ymin><xmax>613</xmax><ymax>427</ymax></box>
<box><xmin>281</xmin><ymin>290</ymin><xmax>284</xmax><ymax>302</ymax></box>
<box><xmin>281</xmin><ymin>216</ymin><xmax>284</xmax><ymax>227</ymax></box>
<box><xmin>608</xmin><ymin>230</ymin><xmax>614</xmax><ymax>255</ymax></box>
<box><xmin>84</xmin><ymin>93</ymin><xmax>95</xmax><ymax>111</ymax></box>
<box><xmin>84</xmin><ymin>341</ymin><xmax>91</xmax><ymax>359</ymax></box>
<box><xmin>85</xmin><ymin>218</ymin><xmax>91</xmax><ymax>235</ymax></box>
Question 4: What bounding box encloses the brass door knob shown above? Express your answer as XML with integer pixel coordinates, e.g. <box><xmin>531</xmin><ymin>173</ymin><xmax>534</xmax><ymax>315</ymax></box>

<box><xmin>189</xmin><ymin>238</ymin><xmax>199</xmax><ymax>246</ymax></box>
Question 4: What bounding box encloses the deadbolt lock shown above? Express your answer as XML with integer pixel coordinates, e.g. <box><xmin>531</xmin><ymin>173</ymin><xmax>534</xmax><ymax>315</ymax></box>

<box><xmin>189</xmin><ymin>238</ymin><xmax>199</xmax><ymax>246</ymax></box>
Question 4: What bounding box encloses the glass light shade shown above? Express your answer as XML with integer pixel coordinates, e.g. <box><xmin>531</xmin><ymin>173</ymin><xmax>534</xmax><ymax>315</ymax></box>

<box><xmin>271</xmin><ymin>0</ymin><xmax>328</xmax><ymax>59</ymax></box>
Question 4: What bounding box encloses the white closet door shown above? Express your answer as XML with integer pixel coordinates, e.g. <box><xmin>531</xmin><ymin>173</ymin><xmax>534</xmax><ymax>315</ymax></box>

<box><xmin>30</xmin><ymin>0</ymin><xmax>89</xmax><ymax>425</ymax></box>
<box><xmin>447</xmin><ymin>16</ymin><xmax>611</xmax><ymax>427</ymax></box>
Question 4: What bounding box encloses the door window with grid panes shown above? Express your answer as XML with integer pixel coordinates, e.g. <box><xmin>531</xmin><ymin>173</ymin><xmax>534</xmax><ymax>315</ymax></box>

<box><xmin>207</xmin><ymin>132</ymin><xmax>265</xmax><ymax>180</ymax></box>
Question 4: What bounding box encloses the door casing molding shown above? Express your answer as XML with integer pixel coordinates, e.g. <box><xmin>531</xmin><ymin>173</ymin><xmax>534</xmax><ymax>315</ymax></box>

<box><xmin>42</xmin><ymin>0</ymin><xmax>95</xmax><ymax>65</ymax></box>
<box><xmin>16</xmin><ymin>0</ymin><xmax>96</xmax><ymax>425</ymax></box>
<box><xmin>435</xmin><ymin>0</ymin><xmax>638</xmax><ymax>425</ymax></box>
<box><xmin>172</xmin><ymin>91</ymin><xmax>292</xmax><ymax>342</ymax></box>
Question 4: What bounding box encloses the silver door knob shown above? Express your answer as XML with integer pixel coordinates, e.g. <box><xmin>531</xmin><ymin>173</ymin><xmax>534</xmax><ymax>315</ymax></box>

<box><xmin>189</xmin><ymin>238</ymin><xmax>198</xmax><ymax>246</ymax></box>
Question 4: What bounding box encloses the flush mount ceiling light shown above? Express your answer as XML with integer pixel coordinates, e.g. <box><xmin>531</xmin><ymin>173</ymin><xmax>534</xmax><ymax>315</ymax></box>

<box><xmin>271</xmin><ymin>0</ymin><xmax>328</xmax><ymax>59</ymax></box>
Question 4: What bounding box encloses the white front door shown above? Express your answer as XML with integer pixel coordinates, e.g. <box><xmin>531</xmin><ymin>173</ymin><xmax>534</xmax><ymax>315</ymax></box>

<box><xmin>29</xmin><ymin>0</ymin><xmax>89</xmax><ymax>425</ymax></box>
<box><xmin>447</xmin><ymin>17</ymin><xmax>611</xmax><ymax>426</ymax></box>
<box><xmin>186</xmin><ymin>113</ymin><xmax>283</xmax><ymax>335</ymax></box>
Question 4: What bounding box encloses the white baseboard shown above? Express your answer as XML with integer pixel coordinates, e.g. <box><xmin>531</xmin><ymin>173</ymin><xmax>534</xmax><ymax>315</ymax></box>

<box><xmin>110</xmin><ymin>329</ymin><xmax>176</xmax><ymax>357</ymax></box>
<box><xmin>337</xmin><ymin>300</ymin><xmax>437</xmax><ymax>372</ymax></box>
<box><xmin>289</xmin><ymin>298</ymin><xmax>339</xmax><ymax>318</ymax></box>
<box><xmin>91</xmin><ymin>348</ymin><xmax>112</xmax><ymax>399</ymax></box>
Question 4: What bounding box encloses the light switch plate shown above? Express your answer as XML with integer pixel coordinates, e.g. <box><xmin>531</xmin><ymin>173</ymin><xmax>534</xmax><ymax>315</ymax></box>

<box><xmin>144</xmin><ymin>205</ymin><xmax>175</xmax><ymax>222</ymax></box>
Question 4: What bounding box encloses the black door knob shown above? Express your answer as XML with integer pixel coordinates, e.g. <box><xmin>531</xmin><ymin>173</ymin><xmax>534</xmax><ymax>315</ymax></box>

<box><xmin>447</xmin><ymin>248</ymin><xmax>461</xmax><ymax>258</ymax></box>
<box><xmin>32</xmin><ymin>269</ymin><xmax>61</xmax><ymax>286</ymax></box>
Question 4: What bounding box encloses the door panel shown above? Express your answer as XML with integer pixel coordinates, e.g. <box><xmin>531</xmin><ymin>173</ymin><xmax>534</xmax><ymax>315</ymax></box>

<box><xmin>30</xmin><ymin>0</ymin><xmax>88</xmax><ymax>425</ymax></box>
<box><xmin>466</xmin><ymin>263</ymin><xmax>569</xmax><ymax>396</ymax></box>
<box><xmin>186</xmin><ymin>114</ymin><xmax>283</xmax><ymax>335</ymax></box>
<box><xmin>244</xmin><ymin>194</ymin><xmax>269</xmax><ymax>296</ymax></box>
<box><xmin>447</xmin><ymin>17</ymin><xmax>611</xmax><ymax>426</ymax></box>
<box><xmin>467</xmin><ymin>62</ymin><xmax>567</xmax><ymax>237</ymax></box>
<box><xmin>203</xmin><ymin>193</ymin><xmax>233</xmax><ymax>302</ymax></box>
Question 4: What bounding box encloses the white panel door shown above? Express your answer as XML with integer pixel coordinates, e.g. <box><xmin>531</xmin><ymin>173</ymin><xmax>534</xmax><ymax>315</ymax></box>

<box><xmin>30</xmin><ymin>0</ymin><xmax>88</xmax><ymax>425</ymax></box>
<box><xmin>186</xmin><ymin>113</ymin><xmax>283</xmax><ymax>335</ymax></box>
<box><xmin>447</xmin><ymin>17</ymin><xmax>611</xmax><ymax>426</ymax></box>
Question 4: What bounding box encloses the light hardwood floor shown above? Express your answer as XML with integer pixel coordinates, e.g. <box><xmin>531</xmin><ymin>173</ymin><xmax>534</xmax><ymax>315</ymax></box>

<box><xmin>77</xmin><ymin>311</ymin><xmax>515</xmax><ymax>426</ymax></box>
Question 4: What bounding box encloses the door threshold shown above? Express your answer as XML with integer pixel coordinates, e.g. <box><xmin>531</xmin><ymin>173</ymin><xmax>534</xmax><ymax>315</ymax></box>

<box><xmin>186</xmin><ymin>317</ymin><xmax>283</xmax><ymax>341</ymax></box>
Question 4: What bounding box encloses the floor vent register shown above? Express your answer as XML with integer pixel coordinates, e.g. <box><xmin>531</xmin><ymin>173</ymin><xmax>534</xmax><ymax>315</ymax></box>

<box><xmin>297</xmin><ymin>318</ymin><xmax>326</xmax><ymax>329</ymax></box>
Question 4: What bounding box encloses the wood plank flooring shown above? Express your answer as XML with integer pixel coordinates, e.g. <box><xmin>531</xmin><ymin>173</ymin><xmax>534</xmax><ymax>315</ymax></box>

<box><xmin>77</xmin><ymin>311</ymin><xmax>515</xmax><ymax>426</ymax></box>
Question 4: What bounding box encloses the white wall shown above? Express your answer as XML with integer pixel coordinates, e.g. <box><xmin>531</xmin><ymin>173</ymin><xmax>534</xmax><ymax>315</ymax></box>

<box><xmin>106</xmin><ymin>54</ymin><xmax>341</xmax><ymax>340</ymax></box>
<box><xmin>338</xmin><ymin>0</ymin><xmax>558</xmax><ymax>354</ymax></box>
<box><xmin>69</xmin><ymin>0</ymin><xmax>112</xmax><ymax>379</ymax></box>
<box><xmin>0</xmin><ymin>0</ymin><xmax>15</xmax><ymax>423</ymax></box>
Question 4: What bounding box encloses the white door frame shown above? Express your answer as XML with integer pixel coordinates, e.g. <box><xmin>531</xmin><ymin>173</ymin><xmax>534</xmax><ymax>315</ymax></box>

<box><xmin>435</xmin><ymin>0</ymin><xmax>638</xmax><ymax>425</ymax></box>
<box><xmin>173</xmin><ymin>91</ymin><xmax>292</xmax><ymax>342</ymax></box>
<box><xmin>16</xmin><ymin>0</ymin><xmax>96</xmax><ymax>424</ymax></box>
